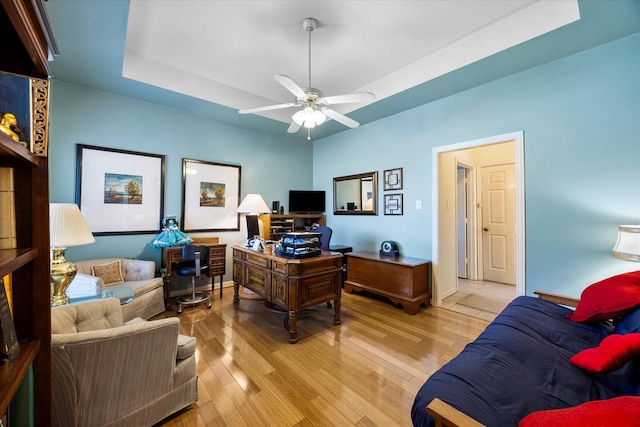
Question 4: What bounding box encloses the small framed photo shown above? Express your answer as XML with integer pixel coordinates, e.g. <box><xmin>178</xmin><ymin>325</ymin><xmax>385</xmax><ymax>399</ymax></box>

<box><xmin>182</xmin><ymin>158</ymin><xmax>241</xmax><ymax>232</ymax></box>
<box><xmin>384</xmin><ymin>168</ymin><xmax>403</xmax><ymax>191</ymax></box>
<box><xmin>76</xmin><ymin>144</ymin><xmax>165</xmax><ymax>235</ymax></box>
<box><xmin>384</xmin><ymin>193</ymin><xmax>403</xmax><ymax>215</ymax></box>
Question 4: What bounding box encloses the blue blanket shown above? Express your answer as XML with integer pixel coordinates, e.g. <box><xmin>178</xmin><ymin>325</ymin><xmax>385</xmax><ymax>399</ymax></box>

<box><xmin>411</xmin><ymin>296</ymin><xmax>640</xmax><ymax>426</ymax></box>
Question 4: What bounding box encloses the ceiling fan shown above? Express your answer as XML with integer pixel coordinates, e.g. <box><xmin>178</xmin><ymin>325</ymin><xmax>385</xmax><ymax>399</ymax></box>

<box><xmin>239</xmin><ymin>18</ymin><xmax>375</xmax><ymax>140</ymax></box>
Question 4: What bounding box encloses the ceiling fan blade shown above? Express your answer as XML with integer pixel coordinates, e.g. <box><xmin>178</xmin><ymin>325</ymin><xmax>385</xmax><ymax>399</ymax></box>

<box><xmin>274</xmin><ymin>74</ymin><xmax>307</xmax><ymax>99</ymax></box>
<box><xmin>287</xmin><ymin>120</ymin><xmax>301</xmax><ymax>134</ymax></box>
<box><xmin>322</xmin><ymin>108</ymin><xmax>360</xmax><ymax>128</ymax></box>
<box><xmin>321</xmin><ymin>92</ymin><xmax>375</xmax><ymax>105</ymax></box>
<box><xmin>239</xmin><ymin>102</ymin><xmax>298</xmax><ymax>114</ymax></box>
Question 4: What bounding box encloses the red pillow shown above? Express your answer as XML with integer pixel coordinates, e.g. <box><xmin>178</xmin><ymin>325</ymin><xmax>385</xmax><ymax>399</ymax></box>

<box><xmin>570</xmin><ymin>333</ymin><xmax>640</xmax><ymax>373</ymax></box>
<box><xmin>519</xmin><ymin>396</ymin><xmax>640</xmax><ymax>427</ymax></box>
<box><xmin>568</xmin><ymin>270</ymin><xmax>640</xmax><ymax>322</ymax></box>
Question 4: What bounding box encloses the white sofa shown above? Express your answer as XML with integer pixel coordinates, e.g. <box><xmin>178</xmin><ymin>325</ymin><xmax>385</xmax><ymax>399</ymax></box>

<box><xmin>68</xmin><ymin>258</ymin><xmax>165</xmax><ymax>322</ymax></box>
<box><xmin>51</xmin><ymin>298</ymin><xmax>198</xmax><ymax>426</ymax></box>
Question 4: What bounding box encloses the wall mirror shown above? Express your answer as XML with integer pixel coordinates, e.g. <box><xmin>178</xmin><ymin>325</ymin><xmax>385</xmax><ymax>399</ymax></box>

<box><xmin>333</xmin><ymin>171</ymin><xmax>378</xmax><ymax>215</ymax></box>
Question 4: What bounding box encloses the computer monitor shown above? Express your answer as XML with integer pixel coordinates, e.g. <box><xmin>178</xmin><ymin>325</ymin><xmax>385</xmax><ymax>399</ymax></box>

<box><xmin>246</xmin><ymin>214</ymin><xmax>260</xmax><ymax>244</ymax></box>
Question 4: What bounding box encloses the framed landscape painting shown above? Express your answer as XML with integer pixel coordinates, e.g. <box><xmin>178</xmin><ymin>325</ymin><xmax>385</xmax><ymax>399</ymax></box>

<box><xmin>76</xmin><ymin>144</ymin><xmax>165</xmax><ymax>235</ymax></box>
<box><xmin>182</xmin><ymin>158</ymin><xmax>241</xmax><ymax>232</ymax></box>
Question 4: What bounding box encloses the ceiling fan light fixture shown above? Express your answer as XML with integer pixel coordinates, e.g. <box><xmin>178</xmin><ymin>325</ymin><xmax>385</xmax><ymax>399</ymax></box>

<box><xmin>292</xmin><ymin>106</ymin><xmax>325</xmax><ymax>129</ymax></box>
<box><xmin>312</xmin><ymin>109</ymin><xmax>326</xmax><ymax>125</ymax></box>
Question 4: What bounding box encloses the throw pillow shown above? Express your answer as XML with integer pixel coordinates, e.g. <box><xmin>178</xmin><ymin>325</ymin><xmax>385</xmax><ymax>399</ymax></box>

<box><xmin>518</xmin><ymin>396</ymin><xmax>640</xmax><ymax>427</ymax></box>
<box><xmin>91</xmin><ymin>260</ymin><xmax>125</xmax><ymax>285</ymax></box>
<box><xmin>567</xmin><ymin>270</ymin><xmax>640</xmax><ymax>322</ymax></box>
<box><xmin>570</xmin><ymin>333</ymin><xmax>640</xmax><ymax>373</ymax></box>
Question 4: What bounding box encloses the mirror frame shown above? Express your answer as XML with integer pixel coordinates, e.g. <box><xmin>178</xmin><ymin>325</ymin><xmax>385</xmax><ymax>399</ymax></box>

<box><xmin>333</xmin><ymin>171</ymin><xmax>378</xmax><ymax>215</ymax></box>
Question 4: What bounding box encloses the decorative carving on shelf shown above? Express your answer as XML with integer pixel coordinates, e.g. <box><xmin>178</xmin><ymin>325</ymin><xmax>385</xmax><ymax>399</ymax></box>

<box><xmin>31</xmin><ymin>78</ymin><xmax>49</xmax><ymax>157</ymax></box>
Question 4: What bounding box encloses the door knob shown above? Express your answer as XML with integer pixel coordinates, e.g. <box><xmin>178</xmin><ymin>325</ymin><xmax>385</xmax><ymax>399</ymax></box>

<box><xmin>483</xmin><ymin>227</ymin><xmax>489</xmax><ymax>232</ymax></box>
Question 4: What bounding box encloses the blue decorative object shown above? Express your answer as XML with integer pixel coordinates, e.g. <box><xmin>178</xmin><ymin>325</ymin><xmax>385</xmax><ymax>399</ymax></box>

<box><xmin>151</xmin><ymin>215</ymin><xmax>193</xmax><ymax>248</ymax></box>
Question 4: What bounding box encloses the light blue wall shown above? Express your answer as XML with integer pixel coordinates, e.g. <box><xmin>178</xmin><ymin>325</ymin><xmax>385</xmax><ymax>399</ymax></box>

<box><xmin>313</xmin><ymin>32</ymin><xmax>640</xmax><ymax>298</ymax></box>
<box><xmin>48</xmin><ymin>81</ymin><xmax>313</xmax><ymax>285</ymax></box>
<box><xmin>49</xmin><ymin>33</ymin><xmax>639</xmax><ymax>298</ymax></box>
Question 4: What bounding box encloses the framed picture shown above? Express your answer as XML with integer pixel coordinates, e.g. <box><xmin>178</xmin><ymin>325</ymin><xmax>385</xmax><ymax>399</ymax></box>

<box><xmin>76</xmin><ymin>144</ymin><xmax>165</xmax><ymax>235</ymax></box>
<box><xmin>182</xmin><ymin>158</ymin><xmax>241</xmax><ymax>232</ymax></box>
<box><xmin>0</xmin><ymin>71</ymin><xmax>49</xmax><ymax>156</ymax></box>
<box><xmin>384</xmin><ymin>167</ymin><xmax>403</xmax><ymax>191</ymax></box>
<box><xmin>384</xmin><ymin>193</ymin><xmax>403</xmax><ymax>215</ymax></box>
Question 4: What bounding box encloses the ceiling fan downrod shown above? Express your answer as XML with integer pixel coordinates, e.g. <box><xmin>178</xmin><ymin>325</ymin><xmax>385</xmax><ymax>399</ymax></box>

<box><xmin>302</xmin><ymin>18</ymin><xmax>317</xmax><ymax>89</ymax></box>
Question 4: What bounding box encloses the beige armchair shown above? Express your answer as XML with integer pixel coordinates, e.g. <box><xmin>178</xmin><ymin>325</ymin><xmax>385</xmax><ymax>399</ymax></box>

<box><xmin>51</xmin><ymin>298</ymin><xmax>197</xmax><ymax>427</ymax></box>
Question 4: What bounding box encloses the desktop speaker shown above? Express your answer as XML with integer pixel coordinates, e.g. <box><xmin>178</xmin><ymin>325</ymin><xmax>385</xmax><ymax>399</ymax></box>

<box><xmin>272</xmin><ymin>201</ymin><xmax>280</xmax><ymax>214</ymax></box>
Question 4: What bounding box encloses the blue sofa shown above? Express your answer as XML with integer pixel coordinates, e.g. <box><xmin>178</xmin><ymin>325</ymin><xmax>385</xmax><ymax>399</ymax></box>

<box><xmin>411</xmin><ymin>294</ymin><xmax>640</xmax><ymax>426</ymax></box>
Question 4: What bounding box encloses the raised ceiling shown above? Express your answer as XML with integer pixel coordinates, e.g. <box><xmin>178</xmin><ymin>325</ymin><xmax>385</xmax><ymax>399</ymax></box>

<box><xmin>43</xmin><ymin>1</ymin><xmax>640</xmax><ymax>141</ymax></box>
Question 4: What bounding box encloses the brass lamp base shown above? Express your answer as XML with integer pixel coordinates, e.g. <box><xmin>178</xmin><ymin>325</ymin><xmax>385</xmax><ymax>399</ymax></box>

<box><xmin>50</xmin><ymin>247</ymin><xmax>78</xmax><ymax>306</ymax></box>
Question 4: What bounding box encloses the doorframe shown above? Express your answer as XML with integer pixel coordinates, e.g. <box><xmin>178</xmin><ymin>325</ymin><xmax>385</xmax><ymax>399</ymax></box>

<box><xmin>431</xmin><ymin>131</ymin><xmax>525</xmax><ymax>306</ymax></box>
<box><xmin>456</xmin><ymin>160</ymin><xmax>476</xmax><ymax>281</ymax></box>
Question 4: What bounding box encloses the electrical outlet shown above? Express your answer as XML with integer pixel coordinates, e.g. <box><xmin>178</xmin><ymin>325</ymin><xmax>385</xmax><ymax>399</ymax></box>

<box><xmin>416</xmin><ymin>200</ymin><xmax>422</xmax><ymax>210</ymax></box>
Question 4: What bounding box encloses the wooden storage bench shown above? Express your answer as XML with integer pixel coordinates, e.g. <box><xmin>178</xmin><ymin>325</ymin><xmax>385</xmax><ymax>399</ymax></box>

<box><xmin>344</xmin><ymin>252</ymin><xmax>430</xmax><ymax>314</ymax></box>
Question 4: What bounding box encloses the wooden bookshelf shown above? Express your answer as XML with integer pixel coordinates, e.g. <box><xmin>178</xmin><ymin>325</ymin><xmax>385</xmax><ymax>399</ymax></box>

<box><xmin>0</xmin><ymin>0</ymin><xmax>52</xmax><ymax>424</ymax></box>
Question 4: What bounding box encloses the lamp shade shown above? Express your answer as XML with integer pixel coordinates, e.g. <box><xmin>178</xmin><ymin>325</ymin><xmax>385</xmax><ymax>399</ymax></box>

<box><xmin>50</xmin><ymin>203</ymin><xmax>96</xmax><ymax>248</ymax></box>
<box><xmin>236</xmin><ymin>194</ymin><xmax>271</xmax><ymax>214</ymax></box>
<box><xmin>612</xmin><ymin>225</ymin><xmax>640</xmax><ymax>262</ymax></box>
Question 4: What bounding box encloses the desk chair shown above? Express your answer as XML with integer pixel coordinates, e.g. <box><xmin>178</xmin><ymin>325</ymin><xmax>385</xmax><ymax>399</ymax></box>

<box><xmin>315</xmin><ymin>226</ymin><xmax>333</xmax><ymax>250</ymax></box>
<box><xmin>175</xmin><ymin>245</ymin><xmax>211</xmax><ymax>313</ymax></box>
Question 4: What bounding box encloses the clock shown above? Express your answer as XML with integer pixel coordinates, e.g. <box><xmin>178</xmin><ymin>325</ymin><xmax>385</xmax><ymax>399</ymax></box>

<box><xmin>380</xmin><ymin>240</ymin><xmax>400</xmax><ymax>257</ymax></box>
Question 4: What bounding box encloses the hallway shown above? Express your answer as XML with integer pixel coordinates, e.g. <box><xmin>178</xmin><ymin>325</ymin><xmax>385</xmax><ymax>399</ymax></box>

<box><xmin>441</xmin><ymin>279</ymin><xmax>516</xmax><ymax>321</ymax></box>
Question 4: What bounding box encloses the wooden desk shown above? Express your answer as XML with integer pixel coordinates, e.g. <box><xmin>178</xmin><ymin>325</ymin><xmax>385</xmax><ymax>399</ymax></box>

<box><xmin>232</xmin><ymin>246</ymin><xmax>342</xmax><ymax>343</ymax></box>
<box><xmin>345</xmin><ymin>252</ymin><xmax>430</xmax><ymax>314</ymax></box>
<box><xmin>162</xmin><ymin>240</ymin><xmax>226</xmax><ymax>308</ymax></box>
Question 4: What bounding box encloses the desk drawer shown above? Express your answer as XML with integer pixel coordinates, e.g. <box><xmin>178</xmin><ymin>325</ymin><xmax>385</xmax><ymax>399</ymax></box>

<box><xmin>210</xmin><ymin>247</ymin><xmax>226</xmax><ymax>257</ymax></box>
<box><xmin>245</xmin><ymin>264</ymin><xmax>271</xmax><ymax>298</ymax></box>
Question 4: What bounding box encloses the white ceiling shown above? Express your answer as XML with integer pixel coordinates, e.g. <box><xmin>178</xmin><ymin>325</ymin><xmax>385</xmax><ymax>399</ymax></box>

<box><xmin>122</xmin><ymin>0</ymin><xmax>579</xmax><ymax>126</ymax></box>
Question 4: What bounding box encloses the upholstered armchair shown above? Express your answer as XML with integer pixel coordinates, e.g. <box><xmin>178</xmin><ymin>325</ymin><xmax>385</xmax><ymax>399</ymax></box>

<box><xmin>51</xmin><ymin>298</ymin><xmax>198</xmax><ymax>427</ymax></box>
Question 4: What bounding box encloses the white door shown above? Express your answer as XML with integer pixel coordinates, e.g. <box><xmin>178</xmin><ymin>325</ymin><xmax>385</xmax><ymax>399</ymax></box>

<box><xmin>457</xmin><ymin>166</ymin><xmax>468</xmax><ymax>278</ymax></box>
<box><xmin>481</xmin><ymin>164</ymin><xmax>516</xmax><ymax>285</ymax></box>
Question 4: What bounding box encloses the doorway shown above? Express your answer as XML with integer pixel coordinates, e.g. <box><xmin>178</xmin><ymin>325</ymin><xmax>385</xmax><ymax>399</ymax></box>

<box><xmin>431</xmin><ymin>132</ymin><xmax>525</xmax><ymax>307</ymax></box>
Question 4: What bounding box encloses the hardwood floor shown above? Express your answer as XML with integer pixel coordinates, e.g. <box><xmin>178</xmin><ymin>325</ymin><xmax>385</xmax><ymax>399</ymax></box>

<box><xmin>153</xmin><ymin>287</ymin><xmax>490</xmax><ymax>426</ymax></box>
<box><xmin>441</xmin><ymin>279</ymin><xmax>516</xmax><ymax>322</ymax></box>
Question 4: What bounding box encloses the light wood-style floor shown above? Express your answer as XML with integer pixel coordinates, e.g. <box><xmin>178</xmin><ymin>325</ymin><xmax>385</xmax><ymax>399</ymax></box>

<box><xmin>442</xmin><ymin>279</ymin><xmax>516</xmax><ymax>322</ymax></box>
<box><xmin>153</xmin><ymin>287</ymin><xmax>491</xmax><ymax>427</ymax></box>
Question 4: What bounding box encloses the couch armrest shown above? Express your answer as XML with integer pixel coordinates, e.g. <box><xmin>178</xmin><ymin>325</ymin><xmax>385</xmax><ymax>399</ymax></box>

<box><xmin>533</xmin><ymin>290</ymin><xmax>579</xmax><ymax>307</ymax></box>
<box><xmin>426</xmin><ymin>398</ymin><xmax>485</xmax><ymax>427</ymax></box>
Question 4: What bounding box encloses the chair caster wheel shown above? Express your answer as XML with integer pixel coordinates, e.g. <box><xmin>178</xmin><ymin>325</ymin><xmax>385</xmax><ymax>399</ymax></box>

<box><xmin>177</xmin><ymin>307</ymin><xmax>183</xmax><ymax>314</ymax></box>
<box><xmin>207</xmin><ymin>303</ymin><xmax>212</xmax><ymax>309</ymax></box>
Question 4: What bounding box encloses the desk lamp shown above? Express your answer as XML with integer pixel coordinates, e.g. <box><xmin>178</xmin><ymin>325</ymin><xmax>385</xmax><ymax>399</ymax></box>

<box><xmin>50</xmin><ymin>203</ymin><xmax>95</xmax><ymax>306</ymax></box>
<box><xmin>237</xmin><ymin>194</ymin><xmax>271</xmax><ymax>246</ymax></box>
<box><xmin>613</xmin><ymin>225</ymin><xmax>640</xmax><ymax>262</ymax></box>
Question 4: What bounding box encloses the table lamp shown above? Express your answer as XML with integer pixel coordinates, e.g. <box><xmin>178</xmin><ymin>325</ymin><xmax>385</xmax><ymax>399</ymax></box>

<box><xmin>237</xmin><ymin>194</ymin><xmax>270</xmax><ymax>246</ymax></box>
<box><xmin>50</xmin><ymin>203</ymin><xmax>95</xmax><ymax>306</ymax></box>
<box><xmin>612</xmin><ymin>225</ymin><xmax>640</xmax><ymax>262</ymax></box>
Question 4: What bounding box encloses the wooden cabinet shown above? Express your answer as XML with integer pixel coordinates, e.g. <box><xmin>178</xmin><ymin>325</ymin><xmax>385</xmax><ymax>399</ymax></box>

<box><xmin>232</xmin><ymin>246</ymin><xmax>342</xmax><ymax>343</ymax></box>
<box><xmin>161</xmin><ymin>239</ymin><xmax>226</xmax><ymax>307</ymax></box>
<box><xmin>345</xmin><ymin>252</ymin><xmax>430</xmax><ymax>314</ymax></box>
<box><xmin>259</xmin><ymin>214</ymin><xmax>325</xmax><ymax>240</ymax></box>
<box><xmin>0</xmin><ymin>1</ymin><xmax>52</xmax><ymax>424</ymax></box>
